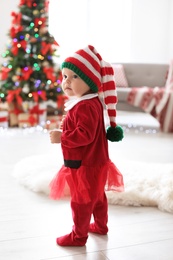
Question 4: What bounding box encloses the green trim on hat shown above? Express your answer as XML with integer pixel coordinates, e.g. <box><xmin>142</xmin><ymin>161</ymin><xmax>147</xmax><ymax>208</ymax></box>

<box><xmin>61</xmin><ymin>62</ymin><xmax>98</xmax><ymax>93</ymax></box>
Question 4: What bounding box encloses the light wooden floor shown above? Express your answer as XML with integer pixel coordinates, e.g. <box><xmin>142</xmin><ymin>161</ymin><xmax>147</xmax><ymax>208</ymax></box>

<box><xmin>0</xmin><ymin>111</ymin><xmax>173</xmax><ymax>260</ymax></box>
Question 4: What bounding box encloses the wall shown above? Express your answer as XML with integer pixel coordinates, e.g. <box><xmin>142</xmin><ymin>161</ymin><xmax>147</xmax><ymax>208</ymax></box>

<box><xmin>0</xmin><ymin>0</ymin><xmax>18</xmax><ymax>64</ymax></box>
<box><xmin>0</xmin><ymin>0</ymin><xmax>173</xmax><ymax>64</ymax></box>
<box><xmin>169</xmin><ymin>0</ymin><xmax>173</xmax><ymax>60</ymax></box>
<box><xmin>48</xmin><ymin>0</ymin><xmax>133</xmax><ymax>63</ymax></box>
<box><xmin>131</xmin><ymin>0</ymin><xmax>172</xmax><ymax>63</ymax></box>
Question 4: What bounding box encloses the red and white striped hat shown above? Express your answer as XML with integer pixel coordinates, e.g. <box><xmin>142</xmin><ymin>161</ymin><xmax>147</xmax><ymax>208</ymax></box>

<box><xmin>62</xmin><ymin>45</ymin><xmax>123</xmax><ymax>142</ymax></box>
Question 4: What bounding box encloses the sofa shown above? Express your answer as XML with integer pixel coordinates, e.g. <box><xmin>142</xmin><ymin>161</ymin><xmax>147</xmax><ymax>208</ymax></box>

<box><xmin>112</xmin><ymin>63</ymin><xmax>169</xmax><ymax>112</ymax></box>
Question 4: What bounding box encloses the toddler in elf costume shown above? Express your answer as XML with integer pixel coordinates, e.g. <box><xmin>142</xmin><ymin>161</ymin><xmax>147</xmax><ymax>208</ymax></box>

<box><xmin>49</xmin><ymin>45</ymin><xmax>124</xmax><ymax>246</ymax></box>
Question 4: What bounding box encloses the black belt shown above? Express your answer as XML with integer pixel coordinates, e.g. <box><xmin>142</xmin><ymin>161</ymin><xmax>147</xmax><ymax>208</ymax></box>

<box><xmin>64</xmin><ymin>159</ymin><xmax>82</xmax><ymax>169</ymax></box>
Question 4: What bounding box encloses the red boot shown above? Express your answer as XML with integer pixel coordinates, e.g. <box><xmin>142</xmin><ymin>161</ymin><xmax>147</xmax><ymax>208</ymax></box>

<box><xmin>56</xmin><ymin>201</ymin><xmax>92</xmax><ymax>246</ymax></box>
<box><xmin>88</xmin><ymin>193</ymin><xmax>108</xmax><ymax>235</ymax></box>
<box><xmin>56</xmin><ymin>231</ymin><xmax>87</xmax><ymax>246</ymax></box>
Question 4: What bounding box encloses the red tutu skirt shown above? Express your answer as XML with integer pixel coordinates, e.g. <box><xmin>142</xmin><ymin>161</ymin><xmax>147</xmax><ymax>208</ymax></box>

<box><xmin>49</xmin><ymin>159</ymin><xmax>124</xmax><ymax>204</ymax></box>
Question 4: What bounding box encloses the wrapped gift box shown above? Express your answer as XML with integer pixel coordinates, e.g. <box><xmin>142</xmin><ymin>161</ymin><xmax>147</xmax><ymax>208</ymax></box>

<box><xmin>29</xmin><ymin>102</ymin><xmax>47</xmax><ymax>126</ymax></box>
<box><xmin>0</xmin><ymin>102</ymin><xmax>8</xmax><ymax>111</ymax></box>
<box><xmin>45</xmin><ymin>115</ymin><xmax>63</xmax><ymax>130</ymax></box>
<box><xmin>8</xmin><ymin>101</ymin><xmax>23</xmax><ymax>127</ymax></box>
<box><xmin>18</xmin><ymin>113</ymin><xmax>37</xmax><ymax>128</ymax></box>
<box><xmin>46</xmin><ymin>100</ymin><xmax>58</xmax><ymax>116</ymax></box>
<box><xmin>46</xmin><ymin>95</ymin><xmax>68</xmax><ymax>116</ymax></box>
<box><xmin>0</xmin><ymin>111</ymin><xmax>8</xmax><ymax>128</ymax></box>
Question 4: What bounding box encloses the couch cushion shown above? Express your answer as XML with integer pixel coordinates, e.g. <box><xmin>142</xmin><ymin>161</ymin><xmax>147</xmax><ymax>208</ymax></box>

<box><xmin>122</xmin><ymin>63</ymin><xmax>168</xmax><ymax>88</ymax></box>
<box><xmin>112</xmin><ymin>64</ymin><xmax>128</xmax><ymax>88</ymax></box>
<box><xmin>117</xmin><ymin>87</ymin><xmax>131</xmax><ymax>102</ymax></box>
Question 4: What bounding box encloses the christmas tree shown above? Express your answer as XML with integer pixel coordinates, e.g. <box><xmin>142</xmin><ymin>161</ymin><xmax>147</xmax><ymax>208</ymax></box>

<box><xmin>0</xmin><ymin>0</ymin><xmax>63</xmax><ymax>105</ymax></box>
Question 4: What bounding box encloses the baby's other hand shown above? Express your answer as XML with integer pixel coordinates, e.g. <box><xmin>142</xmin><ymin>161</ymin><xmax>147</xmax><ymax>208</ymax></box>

<box><xmin>49</xmin><ymin>129</ymin><xmax>62</xmax><ymax>143</ymax></box>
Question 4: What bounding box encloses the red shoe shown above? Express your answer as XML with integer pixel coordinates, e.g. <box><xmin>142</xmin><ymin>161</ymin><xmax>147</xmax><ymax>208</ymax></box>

<box><xmin>56</xmin><ymin>232</ymin><xmax>87</xmax><ymax>247</ymax></box>
<box><xmin>88</xmin><ymin>223</ymin><xmax>108</xmax><ymax>235</ymax></box>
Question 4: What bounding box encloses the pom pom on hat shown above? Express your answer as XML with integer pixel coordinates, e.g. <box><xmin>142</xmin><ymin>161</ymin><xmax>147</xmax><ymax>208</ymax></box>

<box><xmin>61</xmin><ymin>45</ymin><xmax>124</xmax><ymax>142</ymax></box>
<box><xmin>106</xmin><ymin>125</ymin><xmax>124</xmax><ymax>142</ymax></box>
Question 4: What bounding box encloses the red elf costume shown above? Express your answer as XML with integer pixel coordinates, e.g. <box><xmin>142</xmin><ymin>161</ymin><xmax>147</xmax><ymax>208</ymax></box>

<box><xmin>49</xmin><ymin>45</ymin><xmax>124</xmax><ymax>246</ymax></box>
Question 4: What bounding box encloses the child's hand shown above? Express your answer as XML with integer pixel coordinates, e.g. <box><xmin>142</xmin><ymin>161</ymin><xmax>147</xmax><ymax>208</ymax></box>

<box><xmin>49</xmin><ymin>129</ymin><xmax>62</xmax><ymax>143</ymax></box>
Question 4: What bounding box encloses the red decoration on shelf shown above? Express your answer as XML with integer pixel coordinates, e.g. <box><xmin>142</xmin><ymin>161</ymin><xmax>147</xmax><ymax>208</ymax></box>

<box><xmin>32</xmin><ymin>91</ymin><xmax>47</xmax><ymax>102</ymax></box>
<box><xmin>43</xmin><ymin>67</ymin><xmax>56</xmax><ymax>82</ymax></box>
<box><xmin>57</xmin><ymin>94</ymin><xmax>68</xmax><ymax>109</ymax></box>
<box><xmin>1</xmin><ymin>67</ymin><xmax>12</xmax><ymax>81</ymax></box>
<box><xmin>53</xmin><ymin>40</ymin><xmax>59</xmax><ymax>46</ymax></box>
<box><xmin>19</xmin><ymin>0</ymin><xmax>33</xmax><ymax>7</ymax></box>
<box><xmin>6</xmin><ymin>89</ymin><xmax>23</xmax><ymax>105</ymax></box>
<box><xmin>41</xmin><ymin>42</ymin><xmax>52</xmax><ymax>55</ymax></box>
<box><xmin>44</xmin><ymin>0</ymin><xmax>49</xmax><ymax>12</ymax></box>
<box><xmin>21</xmin><ymin>67</ymin><xmax>33</xmax><ymax>80</ymax></box>
<box><xmin>11</xmin><ymin>12</ymin><xmax>22</xmax><ymax>25</ymax></box>
<box><xmin>10</xmin><ymin>26</ymin><xmax>23</xmax><ymax>38</ymax></box>
<box><xmin>11</xmin><ymin>39</ymin><xmax>27</xmax><ymax>55</ymax></box>
<box><xmin>34</xmin><ymin>18</ymin><xmax>46</xmax><ymax>28</ymax></box>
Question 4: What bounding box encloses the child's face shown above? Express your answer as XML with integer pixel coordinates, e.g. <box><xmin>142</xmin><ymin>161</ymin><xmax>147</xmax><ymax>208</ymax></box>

<box><xmin>62</xmin><ymin>68</ymin><xmax>91</xmax><ymax>98</ymax></box>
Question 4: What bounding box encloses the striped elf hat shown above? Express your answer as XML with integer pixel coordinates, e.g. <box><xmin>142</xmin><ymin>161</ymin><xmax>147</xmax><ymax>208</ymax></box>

<box><xmin>61</xmin><ymin>45</ymin><xmax>123</xmax><ymax>142</ymax></box>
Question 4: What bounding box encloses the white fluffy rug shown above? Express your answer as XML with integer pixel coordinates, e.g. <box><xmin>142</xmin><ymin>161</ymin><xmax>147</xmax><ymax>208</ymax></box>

<box><xmin>12</xmin><ymin>153</ymin><xmax>173</xmax><ymax>214</ymax></box>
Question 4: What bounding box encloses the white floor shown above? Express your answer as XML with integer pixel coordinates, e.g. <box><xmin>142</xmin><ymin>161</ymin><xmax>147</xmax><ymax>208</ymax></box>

<box><xmin>0</xmin><ymin>111</ymin><xmax>173</xmax><ymax>260</ymax></box>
